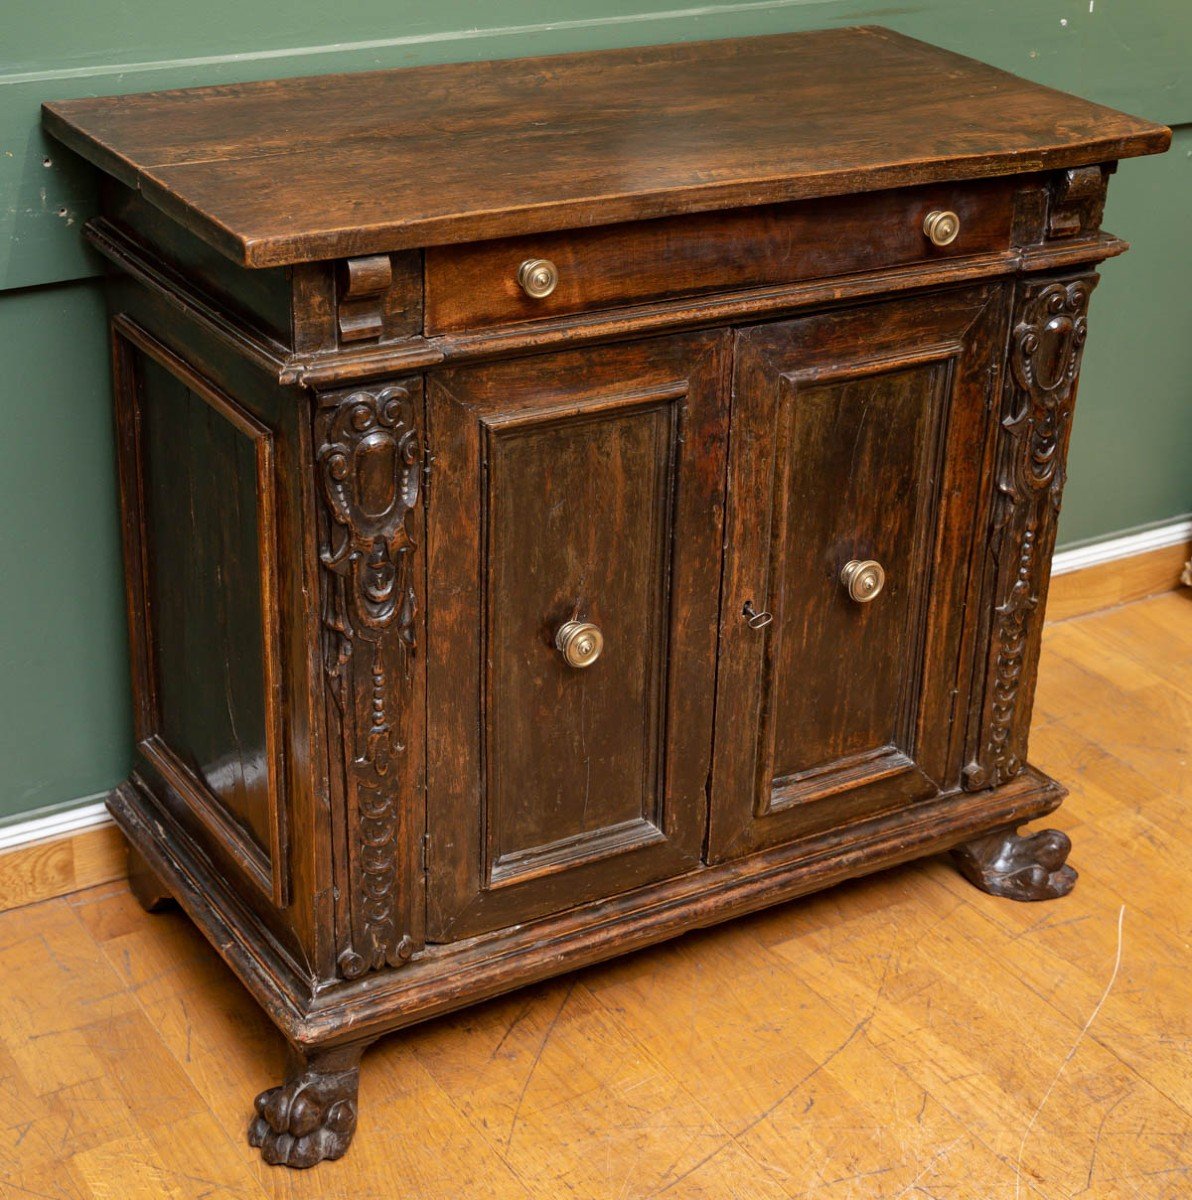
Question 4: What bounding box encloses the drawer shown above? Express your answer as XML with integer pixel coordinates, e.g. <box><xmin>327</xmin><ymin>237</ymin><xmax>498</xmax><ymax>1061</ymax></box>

<box><xmin>424</xmin><ymin>179</ymin><xmax>1017</xmax><ymax>333</ymax></box>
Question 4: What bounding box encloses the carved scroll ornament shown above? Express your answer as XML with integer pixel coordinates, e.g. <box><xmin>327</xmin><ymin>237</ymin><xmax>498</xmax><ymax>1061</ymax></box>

<box><xmin>965</xmin><ymin>277</ymin><xmax>1094</xmax><ymax>791</ymax></box>
<box><xmin>317</xmin><ymin>385</ymin><xmax>420</xmax><ymax>978</ymax></box>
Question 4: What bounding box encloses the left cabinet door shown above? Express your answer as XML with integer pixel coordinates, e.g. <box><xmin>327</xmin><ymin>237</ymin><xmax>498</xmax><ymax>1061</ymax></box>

<box><xmin>426</xmin><ymin>332</ymin><xmax>729</xmax><ymax>940</ymax></box>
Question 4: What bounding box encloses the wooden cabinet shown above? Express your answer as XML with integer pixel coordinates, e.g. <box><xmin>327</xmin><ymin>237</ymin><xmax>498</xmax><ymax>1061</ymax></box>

<box><xmin>44</xmin><ymin>26</ymin><xmax>1168</xmax><ymax>1170</ymax></box>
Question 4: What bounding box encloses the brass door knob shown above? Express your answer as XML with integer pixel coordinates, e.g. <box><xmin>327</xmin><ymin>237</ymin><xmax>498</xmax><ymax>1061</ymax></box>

<box><xmin>555</xmin><ymin>620</ymin><xmax>603</xmax><ymax>668</ymax></box>
<box><xmin>923</xmin><ymin>210</ymin><xmax>961</xmax><ymax>247</ymax></box>
<box><xmin>518</xmin><ymin>258</ymin><xmax>559</xmax><ymax>299</ymax></box>
<box><xmin>841</xmin><ymin>559</ymin><xmax>886</xmax><ymax>603</ymax></box>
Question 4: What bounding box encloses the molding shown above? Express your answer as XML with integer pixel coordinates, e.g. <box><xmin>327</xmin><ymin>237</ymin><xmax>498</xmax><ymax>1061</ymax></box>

<box><xmin>7</xmin><ymin>2</ymin><xmax>831</xmax><ymax>85</ymax></box>
<box><xmin>0</xmin><ymin>797</ymin><xmax>124</xmax><ymax>914</ymax></box>
<box><xmin>1051</xmin><ymin>517</ymin><xmax>1192</xmax><ymax>575</ymax></box>
<box><xmin>112</xmin><ymin>759</ymin><xmax>1063</xmax><ymax>1048</ymax></box>
<box><xmin>1045</xmin><ymin>519</ymin><xmax>1191</xmax><ymax>623</ymax></box>
<box><xmin>0</xmin><ymin>796</ymin><xmax>110</xmax><ymax>852</ymax></box>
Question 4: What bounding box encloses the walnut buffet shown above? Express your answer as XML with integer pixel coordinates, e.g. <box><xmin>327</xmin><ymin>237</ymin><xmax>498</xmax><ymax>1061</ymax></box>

<box><xmin>44</xmin><ymin>28</ymin><xmax>1169</xmax><ymax>1168</ymax></box>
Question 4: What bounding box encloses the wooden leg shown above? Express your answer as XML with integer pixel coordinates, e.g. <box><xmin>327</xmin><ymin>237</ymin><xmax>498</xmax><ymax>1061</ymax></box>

<box><xmin>950</xmin><ymin>823</ymin><xmax>1077</xmax><ymax>902</ymax></box>
<box><xmin>127</xmin><ymin>842</ymin><xmax>174</xmax><ymax>912</ymax></box>
<box><xmin>248</xmin><ymin>1042</ymin><xmax>366</xmax><ymax>1168</ymax></box>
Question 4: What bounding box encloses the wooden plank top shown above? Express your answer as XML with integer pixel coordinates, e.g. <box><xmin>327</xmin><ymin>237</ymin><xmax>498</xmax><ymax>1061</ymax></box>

<box><xmin>43</xmin><ymin>27</ymin><xmax>1170</xmax><ymax>269</ymax></box>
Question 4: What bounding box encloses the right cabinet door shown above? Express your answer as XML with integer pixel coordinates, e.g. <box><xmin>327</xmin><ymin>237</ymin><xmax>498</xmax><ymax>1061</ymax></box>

<box><xmin>709</xmin><ymin>284</ymin><xmax>1007</xmax><ymax>861</ymax></box>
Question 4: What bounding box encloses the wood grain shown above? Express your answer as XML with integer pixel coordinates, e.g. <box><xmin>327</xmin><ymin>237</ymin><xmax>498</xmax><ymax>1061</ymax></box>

<box><xmin>0</xmin><ymin>823</ymin><xmax>125</xmax><ymax>912</ymax></box>
<box><xmin>425</xmin><ymin>333</ymin><xmax>729</xmax><ymax>939</ymax></box>
<box><xmin>43</xmin><ymin>28</ymin><xmax>1169</xmax><ymax>266</ymax></box>
<box><xmin>2</xmin><ymin>592</ymin><xmax>1188</xmax><ymax>1196</ymax></box>
<box><xmin>710</xmin><ymin>285</ymin><xmax>1006</xmax><ymax>859</ymax></box>
<box><xmin>424</xmin><ymin>177</ymin><xmax>1017</xmax><ymax>333</ymax></box>
<box><xmin>1046</xmin><ymin>540</ymin><xmax>1191</xmax><ymax>622</ymax></box>
<box><xmin>47</xmin><ymin>30</ymin><xmax>1173</xmax><ymax>1170</ymax></box>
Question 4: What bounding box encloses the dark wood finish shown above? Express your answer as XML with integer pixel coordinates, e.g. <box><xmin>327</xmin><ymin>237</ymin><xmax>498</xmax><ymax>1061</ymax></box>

<box><xmin>964</xmin><ymin>273</ymin><xmax>1096</xmax><ymax>790</ymax></box>
<box><xmin>426</xmin><ymin>334</ymin><xmax>728</xmax><ymax>938</ymax></box>
<box><xmin>710</xmin><ymin>285</ymin><xmax>1006</xmax><ymax>859</ymax></box>
<box><xmin>43</xmin><ymin>28</ymin><xmax>1168</xmax><ymax>267</ymax></box>
<box><xmin>951</xmin><ymin>823</ymin><xmax>1077</xmax><ymax>901</ymax></box>
<box><xmin>248</xmin><ymin>1042</ymin><xmax>366</xmax><ymax>1168</ymax></box>
<box><xmin>315</xmin><ymin>378</ymin><xmax>425</xmax><ymax>978</ymax></box>
<box><xmin>44</xmin><ymin>28</ymin><xmax>1168</xmax><ymax>1171</ymax></box>
<box><xmin>425</xmin><ymin>178</ymin><xmax>1017</xmax><ymax>332</ymax></box>
<box><xmin>126</xmin><ymin>842</ymin><xmax>173</xmax><ymax>913</ymax></box>
<box><xmin>112</xmin><ymin>316</ymin><xmax>288</xmax><ymax>907</ymax></box>
<box><xmin>109</xmin><ymin>761</ymin><xmax>1067</xmax><ymax>1047</ymax></box>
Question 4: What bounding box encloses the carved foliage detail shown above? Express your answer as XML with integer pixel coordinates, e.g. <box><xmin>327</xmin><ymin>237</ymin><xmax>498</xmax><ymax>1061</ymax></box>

<box><xmin>317</xmin><ymin>385</ymin><xmax>420</xmax><ymax>978</ymax></box>
<box><xmin>965</xmin><ymin>278</ymin><xmax>1094</xmax><ymax>791</ymax></box>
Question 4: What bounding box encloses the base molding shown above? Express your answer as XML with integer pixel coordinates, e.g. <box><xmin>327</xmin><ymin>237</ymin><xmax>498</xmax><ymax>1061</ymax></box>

<box><xmin>1046</xmin><ymin>518</ymin><xmax>1191</xmax><ymax>622</ymax></box>
<box><xmin>110</xmin><ymin>765</ymin><xmax>1066</xmax><ymax>1050</ymax></box>
<box><xmin>0</xmin><ymin>801</ymin><xmax>125</xmax><ymax>913</ymax></box>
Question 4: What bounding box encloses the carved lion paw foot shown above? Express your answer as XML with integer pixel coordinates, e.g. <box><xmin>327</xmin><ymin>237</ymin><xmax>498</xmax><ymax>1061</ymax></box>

<box><xmin>247</xmin><ymin>1060</ymin><xmax>359</xmax><ymax>1168</ymax></box>
<box><xmin>951</xmin><ymin>825</ymin><xmax>1077</xmax><ymax>902</ymax></box>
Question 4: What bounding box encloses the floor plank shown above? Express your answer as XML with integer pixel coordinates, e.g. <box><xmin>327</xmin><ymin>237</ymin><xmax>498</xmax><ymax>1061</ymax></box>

<box><xmin>1</xmin><ymin>591</ymin><xmax>1188</xmax><ymax>1198</ymax></box>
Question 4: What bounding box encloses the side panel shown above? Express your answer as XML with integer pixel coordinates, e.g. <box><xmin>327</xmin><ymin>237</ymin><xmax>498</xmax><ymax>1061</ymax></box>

<box><xmin>112</xmin><ymin>316</ymin><xmax>287</xmax><ymax>905</ymax></box>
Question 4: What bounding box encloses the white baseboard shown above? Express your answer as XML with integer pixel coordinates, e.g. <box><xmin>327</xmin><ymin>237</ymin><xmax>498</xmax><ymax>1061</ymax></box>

<box><xmin>0</xmin><ymin>796</ymin><xmax>111</xmax><ymax>853</ymax></box>
<box><xmin>1051</xmin><ymin>517</ymin><xmax>1192</xmax><ymax>577</ymax></box>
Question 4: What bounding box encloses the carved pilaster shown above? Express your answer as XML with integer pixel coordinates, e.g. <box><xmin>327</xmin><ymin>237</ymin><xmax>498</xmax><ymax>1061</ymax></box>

<box><xmin>964</xmin><ymin>275</ymin><xmax>1096</xmax><ymax>790</ymax></box>
<box><xmin>317</xmin><ymin>383</ymin><xmax>421</xmax><ymax>978</ymax></box>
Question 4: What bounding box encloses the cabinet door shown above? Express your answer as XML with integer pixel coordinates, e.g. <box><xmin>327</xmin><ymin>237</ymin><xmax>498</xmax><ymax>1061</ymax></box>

<box><xmin>426</xmin><ymin>333</ymin><xmax>729</xmax><ymax>939</ymax></box>
<box><xmin>709</xmin><ymin>286</ymin><xmax>1006</xmax><ymax>861</ymax></box>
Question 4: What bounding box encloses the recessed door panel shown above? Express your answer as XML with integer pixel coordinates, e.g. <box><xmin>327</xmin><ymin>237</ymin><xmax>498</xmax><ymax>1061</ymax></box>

<box><xmin>427</xmin><ymin>333</ymin><xmax>728</xmax><ymax>939</ymax></box>
<box><xmin>760</xmin><ymin>362</ymin><xmax>948</xmax><ymax>803</ymax></box>
<box><xmin>710</xmin><ymin>286</ymin><xmax>1007</xmax><ymax>861</ymax></box>
<box><xmin>485</xmin><ymin>396</ymin><xmax>676</xmax><ymax>884</ymax></box>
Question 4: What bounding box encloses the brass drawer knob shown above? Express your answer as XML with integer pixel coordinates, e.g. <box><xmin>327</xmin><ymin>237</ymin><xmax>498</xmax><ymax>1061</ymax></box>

<box><xmin>518</xmin><ymin>258</ymin><xmax>559</xmax><ymax>299</ymax></box>
<box><xmin>841</xmin><ymin>559</ymin><xmax>886</xmax><ymax>603</ymax></box>
<box><xmin>923</xmin><ymin>210</ymin><xmax>961</xmax><ymax>247</ymax></box>
<box><xmin>555</xmin><ymin>620</ymin><xmax>603</xmax><ymax>668</ymax></box>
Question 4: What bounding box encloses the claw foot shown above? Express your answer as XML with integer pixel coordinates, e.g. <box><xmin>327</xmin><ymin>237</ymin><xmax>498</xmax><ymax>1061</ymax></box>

<box><xmin>248</xmin><ymin>1045</ymin><xmax>363</xmax><ymax>1168</ymax></box>
<box><xmin>951</xmin><ymin>824</ymin><xmax>1077</xmax><ymax>902</ymax></box>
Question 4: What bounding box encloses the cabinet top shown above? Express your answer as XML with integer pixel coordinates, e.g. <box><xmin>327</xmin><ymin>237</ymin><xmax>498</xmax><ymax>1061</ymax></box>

<box><xmin>44</xmin><ymin>27</ymin><xmax>1169</xmax><ymax>269</ymax></box>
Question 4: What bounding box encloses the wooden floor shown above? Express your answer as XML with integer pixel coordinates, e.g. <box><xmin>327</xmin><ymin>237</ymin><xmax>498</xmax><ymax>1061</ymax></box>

<box><xmin>3</xmin><ymin>592</ymin><xmax>1189</xmax><ymax>1199</ymax></box>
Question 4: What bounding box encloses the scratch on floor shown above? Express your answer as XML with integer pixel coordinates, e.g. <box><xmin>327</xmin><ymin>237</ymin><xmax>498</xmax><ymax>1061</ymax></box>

<box><xmin>502</xmin><ymin>979</ymin><xmax>575</xmax><ymax>1154</ymax></box>
<box><xmin>893</xmin><ymin>1135</ymin><xmax>966</xmax><ymax>1198</ymax></box>
<box><xmin>1013</xmin><ymin>904</ymin><xmax>1127</xmax><ymax>1200</ymax></box>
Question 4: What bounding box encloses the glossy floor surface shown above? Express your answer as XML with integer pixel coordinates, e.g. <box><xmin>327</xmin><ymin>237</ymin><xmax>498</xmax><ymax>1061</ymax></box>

<box><xmin>2</xmin><ymin>591</ymin><xmax>1189</xmax><ymax>1198</ymax></box>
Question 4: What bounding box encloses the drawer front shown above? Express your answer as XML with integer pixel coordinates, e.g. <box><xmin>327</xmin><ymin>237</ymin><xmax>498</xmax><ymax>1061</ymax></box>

<box><xmin>425</xmin><ymin>332</ymin><xmax>728</xmax><ymax>940</ymax></box>
<box><xmin>708</xmin><ymin>284</ymin><xmax>1008</xmax><ymax>862</ymax></box>
<box><xmin>425</xmin><ymin>180</ymin><xmax>1017</xmax><ymax>333</ymax></box>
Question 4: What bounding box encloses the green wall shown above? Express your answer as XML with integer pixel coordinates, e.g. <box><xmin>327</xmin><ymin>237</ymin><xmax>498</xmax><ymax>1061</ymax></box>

<box><xmin>2</xmin><ymin>1</ymin><xmax>1188</xmax><ymax>820</ymax></box>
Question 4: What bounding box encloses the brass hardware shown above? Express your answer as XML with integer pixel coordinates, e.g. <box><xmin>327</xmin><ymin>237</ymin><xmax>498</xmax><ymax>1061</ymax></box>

<box><xmin>517</xmin><ymin>258</ymin><xmax>559</xmax><ymax>299</ymax></box>
<box><xmin>555</xmin><ymin>620</ymin><xmax>603</xmax><ymax>668</ymax></box>
<box><xmin>742</xmin><ymin>600</ymin><xmax>773</xmax><ymax>630</ymax></box>
<box><xmin>923</xmin><ymin>210</ymin><xmax>961</xmax><ymax>247</ymax></box>
<box><xmin>841</xmin><ymin>559</ymin><xmax>886</xmax><ymax>603</ymax></box>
